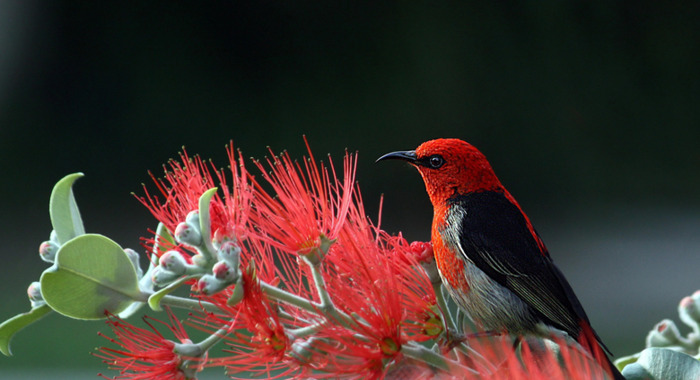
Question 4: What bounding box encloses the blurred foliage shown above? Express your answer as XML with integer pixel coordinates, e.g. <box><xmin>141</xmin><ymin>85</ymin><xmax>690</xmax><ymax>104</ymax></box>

<box><xmin>2</xmin><ymin>2</ymin><xmax>699</xmax><ymax>212</ymax></box>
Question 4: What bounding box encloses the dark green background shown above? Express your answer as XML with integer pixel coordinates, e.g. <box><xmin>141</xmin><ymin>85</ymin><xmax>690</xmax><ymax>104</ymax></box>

<box><xmin>1</xmin><ymin>1</ymin><xmax>699</xmax><ymax>376</ymax></box>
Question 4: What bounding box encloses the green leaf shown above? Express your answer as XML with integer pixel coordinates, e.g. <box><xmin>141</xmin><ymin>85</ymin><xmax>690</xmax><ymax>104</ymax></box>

<box><xmin>117</xmin><ymin>301</ymin><xmax>145</xmax><ymax>319</ymax></box>
<box><xmin>227</xmin><ymin>276</ymin><xmax>244</xmax><ymax>306</ymax></box>
<box><xmin>0</xmin><ymin>305</ymin><xmax>52</xmax><ymax>356</ymax></box>
<box><xmin>40</xmin><ymin>234</ymin><xmax>145</xmax><ymax>320</ymax></box>
<box><xmin>622</xmin><ymin>347</ymin><xmax>700</xmax><ymax>380</ymax></box>
<box><xmin>49</xmin><ymin>173</ymin><xmax>85</xmax><ymax>245</ymax></box>
<box><xmin>154</xmin><ymin>222</ymin><xmax>176</xmax><ymax>252</ymax></box>
<box><xmin>199</xmin><ymin>187</ymin><xmax>218</xmax><ymax>255</ymax></box>
<box><xmin>615</xmin><ymin>352</ymin><xmax>642</xmax><ymax>371</ymax></box>
<box><xmin>148</xmin><ymin>275</ymin><xmax>194</xmax><ymax>311</ymax></box>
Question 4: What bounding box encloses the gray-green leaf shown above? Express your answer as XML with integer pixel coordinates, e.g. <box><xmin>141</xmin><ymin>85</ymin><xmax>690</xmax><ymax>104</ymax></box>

<box><xmin>148</xmin><ymin>275</ymin><xmax>195</xmax><ymax>311</ymax></box>
<box><xmin>49</xmin><ymin>173</ymin><xmax>85</xmax><ymax>245</ymax></box>
<box><xmin>0</xmin><ymin>305</ymin><xmax>52</xmax><ymax>356</ymax></box>
<box><xmin>622</xmin><ymin>347</ymin><xmax>700</xmax><ymax>380</ymax></box>
<box><xmin>40</xmin><ymin>234</ymin><xmax>145</xmax><ymax>320</ymax></box>
<box><xmin>198</xmin><ymin>187</ymin><xmax>218</xmax><ymax>257</ymax></box>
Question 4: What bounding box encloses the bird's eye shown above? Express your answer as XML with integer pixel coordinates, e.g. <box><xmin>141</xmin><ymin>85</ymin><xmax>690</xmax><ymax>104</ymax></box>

<box><xmin>428</xmin><ymin>154</ymin><xmax>445</xmax><ymax>169</ymax></box>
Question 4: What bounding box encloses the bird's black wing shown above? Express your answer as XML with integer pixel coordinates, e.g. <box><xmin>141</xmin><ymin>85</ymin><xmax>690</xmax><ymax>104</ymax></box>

<box><xmin>449</xmin><ymin>191</ymin><xmax>593</xmax><ymax>341</ymax></box>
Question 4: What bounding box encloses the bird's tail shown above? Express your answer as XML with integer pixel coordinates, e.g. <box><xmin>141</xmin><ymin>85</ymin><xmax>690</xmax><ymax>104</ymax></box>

<box><xmin>606</xmin><ymin>355</ymin><xmax>627</xmax><ymax>380</ymax></box>
<box><xmin>578</xmin><ymin>322</ymin><xmax>626</xmax><ymax>380</ymax></box>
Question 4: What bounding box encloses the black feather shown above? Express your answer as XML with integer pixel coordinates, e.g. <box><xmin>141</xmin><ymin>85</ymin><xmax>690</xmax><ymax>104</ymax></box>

<box><xmin>449</xmin><ymin>191</ymin><xmax>610</xmax><ymax>353</ymax></box>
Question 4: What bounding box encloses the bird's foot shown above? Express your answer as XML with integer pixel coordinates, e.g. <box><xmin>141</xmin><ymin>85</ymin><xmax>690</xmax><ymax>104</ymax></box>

<box><xmin>440</xmin><ymin>328</ymin><xmax>467</xmax><ymax>350</ymax></box>
<box><xmin>442</xmin><ymin>329</ymin><xmax>504</xmax><ymax>350</ymax></box>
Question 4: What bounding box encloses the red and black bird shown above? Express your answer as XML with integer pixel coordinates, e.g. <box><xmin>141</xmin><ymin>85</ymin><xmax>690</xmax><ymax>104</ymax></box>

<box><xmin>378</xmin><ymin>138</ymin><xmax>624</xmax><ymax>379</ymax></box>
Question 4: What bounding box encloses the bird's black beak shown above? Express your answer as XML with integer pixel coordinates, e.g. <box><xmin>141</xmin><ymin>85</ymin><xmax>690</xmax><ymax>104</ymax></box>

<box><xmin>376</xmin><ymin>150</ymin><xmax>418</xmax><ymax>164</ymax></box>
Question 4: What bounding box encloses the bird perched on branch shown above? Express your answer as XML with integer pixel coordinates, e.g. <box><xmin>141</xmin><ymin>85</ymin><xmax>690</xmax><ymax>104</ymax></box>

<box><xmin>378</xmin><ymin>138</ymin><xmax>624</xmax><ymax>379</ymax></box>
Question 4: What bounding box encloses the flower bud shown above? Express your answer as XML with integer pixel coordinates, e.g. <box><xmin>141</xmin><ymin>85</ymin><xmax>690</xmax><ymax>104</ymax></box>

<box><xmin>692</xmin><ymin>290</ymin><xmax>700</xmax><ymax>300</ymax></box>
<box><xmin>175</xmin><ymin>222</ymin><xmax>202</xmax><ymax>247</ymax></box>
<box><xmin>212</xmin><ymin>229</ymin><xmax>225</xmax><ymax>250</ymax></box>
<box><xmin>218</xmin><ymin>240</ymin><xmax>241</xmax><ymax>268</ymax></box>
<box><xmin>409</xmin><ymin>241</ymin><xmax>434</xmax><ymax>263</ymax></box>
<box><xmin>124</xmin><ymin>248</ymin><xmax>143</xmax><ymax>279</ymax></box>
<box><xmin>151</xmin><ymin>266</ymin><xmax>181</xmax><ymax>286</ymax></box>
<box><xmin>191</xmin><ymin>253</ymin><xmax>208</xmax><ymax>268</ymax></box>
<box><xmin>679</xmin><ymin>296</ymin><xmax>700</xmax><ymax>333</ymax></box>
<box><xmin>159</xmin><ymin>250</ymin><xmax>187</xmax><ymax>275</ymax></box>
<box><xmin>185</xmin><ymin>210</ymin><xmax>200</xmax><ymax>226</ymax></box>
<box><xmin>27</xmin><ymin>281</ymin><xmax>44</xmax><ymax>307</ymax></box>
<box><xmin>646</xmin><ymin>319</ymin><xmax>684</xmax><ymax>348</ymax></box>
<box><xmin>194</xmin><ymin>274</ymin><xmax>226</xmax><ymax>295</ymax></box>
<box><xmin>212</xmin><ymin>260</ymin><xmax>237</xmax><ymax>282</ymax></box>
<box><xmin>39</xmin><ymin>240</ymin><xmax>59</xmax><ymax>263</ymax></box>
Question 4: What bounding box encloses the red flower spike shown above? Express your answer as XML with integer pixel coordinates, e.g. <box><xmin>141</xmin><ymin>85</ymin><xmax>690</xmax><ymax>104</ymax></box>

<box><xmin>408</xmin><ymin>241</ymin><xmax>433</xmax><ymax>263</ymax></box>
<box><xmin>95</xmin><ymin>309</ymin><xmax>196</xmax><ymax>380</ymax></box>
<box><xmin>383</xmin><ymin>233</ymin><xmax>441</xmax><ymax>339</ymax></box>
<box><xmin>452</xmin><ymin>335</ymin><xmax>616</xmax><ymax>380</ymax></box>
<box><xmin>138</xmin><ymin>150</ymin><xmax>218</xmax><ymax>233</ymax></box>
<box><xmin>204</xmin><ymin>265</ymin><xmax>307</xmax><ymax>379</ymax></box>
<box><xmin>130</xmin><ymin>141</ymin><xmax>620</xmax><ymax>379</ymax></box>
<box><xmin>211</xmin><ymin>146</ymin><xmax>256</xmax><ymax>241</ymax></box>
<box><xmin>296</xmin><ymin>219</ymin><xmax>438</xmax><ymax>378</ymax></box>
<box><xmin>250</xmin><ymin>138</ymin><xmax>357</xmax><ymax>257</ymax></box>
<box><xmin>137</xmin><ymin>143</ymin><xmax>255</xmax><ymax>245</ymax></box>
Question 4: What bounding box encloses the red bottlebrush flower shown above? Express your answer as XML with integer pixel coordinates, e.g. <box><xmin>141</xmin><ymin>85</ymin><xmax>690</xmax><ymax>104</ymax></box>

<box><xmin>407</xmin><ymin>241</ymin><xmax>433</xmax><ymax>264</ymax></box>
<box><xmin>138</xmin><ymin>149</ymin><xmax>219</xmax><ymax>233</ymax></box>
<box><xmin>385</xmin><ymin>235</ymin><xmax>441</xmax><ymax>340</ymax></box>
<box><xmin>95</xmin><ymin>309</ymin><xmax>196</xmax><ymax>380</ymax></box>
<box><xmin>388</xmin><ymin>334</ymin><xmax>617</xmax><ymax>380</ymax></box>
<box><xmin>298</xmin><ymin>221</ymin><xmax>439</xmax><ymax>378</ymax></box>
<box><xmin>204</xmin><ymin>263</ymin><xmax>303</xmax><ymax>379</ymax></box>
<box><xmin>250</xmin><ymin>137</ymin><xmax>357</xmax><ymax>257</ymax></box>
<box><xmin>137</xmin><ymin>144</ymin><xmax>255</xmax><ymax>243</ymax></box>
<box><xmin>323</xmin><ymin>241</ymin><xmax>405</xmax><ymax>376</ymax></box>
<box><xmin>460</xmin><ymin>334</ymin><xmax>617</xmax><ymax>380</ymax></box>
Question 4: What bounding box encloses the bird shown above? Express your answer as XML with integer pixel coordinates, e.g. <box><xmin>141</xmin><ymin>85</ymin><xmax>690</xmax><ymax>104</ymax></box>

<box><xmin>377</xmin><ymin>138</ymin><xmax>624</xmax><ymax>379</ymax></box>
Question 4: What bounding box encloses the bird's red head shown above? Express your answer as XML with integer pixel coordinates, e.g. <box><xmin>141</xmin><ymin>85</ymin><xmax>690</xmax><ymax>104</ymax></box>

<box><xmin>377</xmin><ymin>138</ymin><xmax>503</xmax><ymax>206</ymax></box>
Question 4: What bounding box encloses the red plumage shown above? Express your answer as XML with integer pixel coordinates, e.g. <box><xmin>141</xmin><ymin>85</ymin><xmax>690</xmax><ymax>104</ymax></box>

<box><xmin>378</xmin><ymin>138</ymin><xmax>624</xmax><ymax>380</ymax></box>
